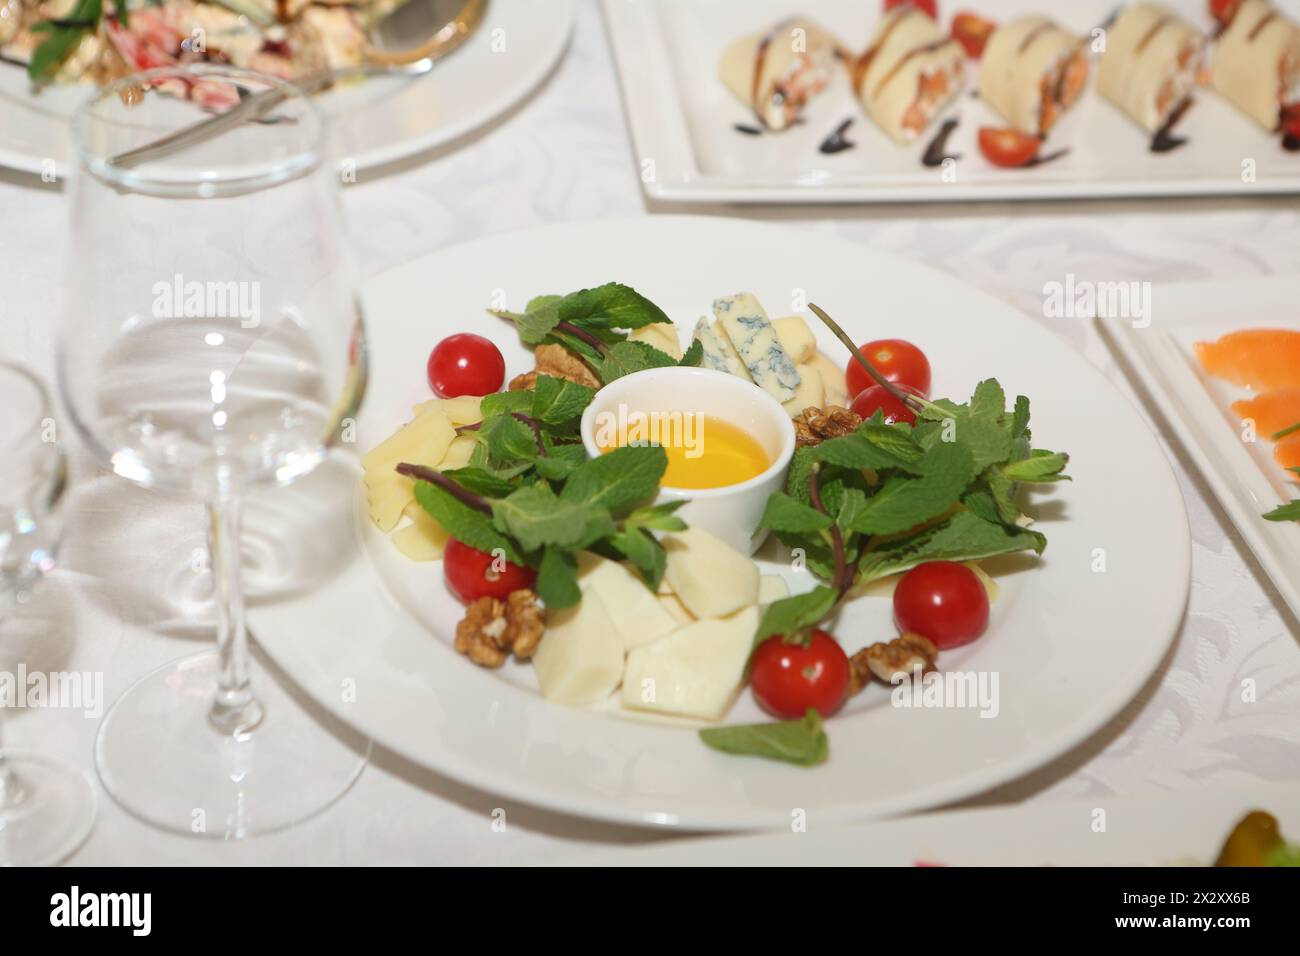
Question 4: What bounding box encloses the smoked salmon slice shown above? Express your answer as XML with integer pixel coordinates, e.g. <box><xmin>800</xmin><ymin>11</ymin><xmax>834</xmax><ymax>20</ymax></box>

<box><xmin>1231</xmin><ymin>388</ymin><xmax>1300</xmax><ymax>439</ymax></box>
<box><xmin>1194</xmin><ymin>329</ymin><xmax>1300</xmax><ymax>390</ymax></box>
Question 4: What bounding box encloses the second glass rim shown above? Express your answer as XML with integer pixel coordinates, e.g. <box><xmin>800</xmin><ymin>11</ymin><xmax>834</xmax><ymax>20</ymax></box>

<box><xmin>71</xmin><ymin>64</ymin><xmax>327</xmax><ymax>199</ymax></box>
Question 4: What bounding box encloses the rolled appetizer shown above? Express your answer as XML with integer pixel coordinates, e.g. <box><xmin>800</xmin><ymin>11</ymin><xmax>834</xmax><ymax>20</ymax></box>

<box><xmin>1211</xmin><ymin>0</ymin><xmax>1300</xmax><ymax>132</ymax></box>
<box><xmin>1098</xmin><ymin>4</ymin><xmax>1206</xmax><ymax>134</ymax></box>
<box><xmin>978</xmin><ymin>15</ymin><xmax>1090</xmax><ymax>136</ymax></box>
<box><xmin>852</xmin><ymin>3</ymin><xmax>966</xmax><ymax>145</ymax></box>
<box><xmin>719</xmin><ymin>17</ymin><xmax>842</xmax><ymax>131</ymax></box>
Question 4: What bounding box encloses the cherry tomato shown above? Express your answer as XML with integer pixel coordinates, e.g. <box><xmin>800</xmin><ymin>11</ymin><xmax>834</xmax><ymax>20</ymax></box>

<box><xmin>884</xmin><ymin>0</ymin><xmax>938</xmax><ymax>18</ymax></box>
<box><xmin>851</xmin><ymin>383</ymin><xmax>925</xmax><ymax>426</ymax></box>
<box><xmin>1209</xmin><ymin>0</ymin><xmax>1241</xmax><ymax>25</ymax></box>
<box><xmin>750</xmin><ymin>630</ymin><xmax>851</xmax><ymax>719</ymax></box>
<box><xmin>978</xmin><ymin>127</ymin><xmax>1042</xmax><ymax>168</ymax></box>
<box><xmin>845</xmin><ymin>338</ymin><xmax>932</xmax><ymax>400</ymax></box>
<box><xmin>1282</xmin><ymin>103</ymin><xmax>1300</xmax><ymax>140</ymax></box>
<box><xmin>951</xmin><ymin>11</ymin><xmax>996</xmax><ymax>59</ymax></box>
<box><xmin>443</xmin><ymin>538</ymin><xmax>536</xmax><ymax>604</ymax></box>
<box><xmin>893</xmin><ymin>561</ymin><xmax>989</xmax><ymax>650</ymax></box>
<box><xmin>427</xmin><ymin>333</ymin><xmax>505</xmax><ymax>398</ymax></box>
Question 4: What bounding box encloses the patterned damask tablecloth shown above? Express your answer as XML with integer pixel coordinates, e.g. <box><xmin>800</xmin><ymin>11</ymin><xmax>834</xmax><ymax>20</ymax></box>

<box><xmin>0</xmin><ymin>0</ymin><xmax>1297</xmax><ymax>864</ymax></box>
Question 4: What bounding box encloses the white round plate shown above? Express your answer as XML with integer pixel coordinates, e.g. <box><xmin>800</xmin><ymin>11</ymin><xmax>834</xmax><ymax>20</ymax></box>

<box><xmin>0</xmin><ymin>0</ymin><xmax>574</xmax><ymax>176</ymax></box>
<box><xmin>249</xmin><ymin>216</ymin><xmax>1190</xmax><ymax>831</ymax></box>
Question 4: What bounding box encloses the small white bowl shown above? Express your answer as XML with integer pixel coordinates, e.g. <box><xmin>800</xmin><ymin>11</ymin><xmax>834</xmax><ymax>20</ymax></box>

<box><xmin>579</xmin><ymin>366</ymin><xmax>796</xmax><ymax>555</ymax></box>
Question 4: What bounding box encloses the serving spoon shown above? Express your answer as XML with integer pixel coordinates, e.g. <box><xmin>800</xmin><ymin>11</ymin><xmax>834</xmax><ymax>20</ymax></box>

<box><xmin>108</xmin><ymin>0</ymin><xmax>486</xmax><ymax>169</ymax></box>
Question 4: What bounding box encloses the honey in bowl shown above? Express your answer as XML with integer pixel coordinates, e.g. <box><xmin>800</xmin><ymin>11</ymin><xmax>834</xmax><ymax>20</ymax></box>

<box><xmin>598</xmin><ymin>414</ymin><xmax>771</xmax><ymax>490</ymax></box>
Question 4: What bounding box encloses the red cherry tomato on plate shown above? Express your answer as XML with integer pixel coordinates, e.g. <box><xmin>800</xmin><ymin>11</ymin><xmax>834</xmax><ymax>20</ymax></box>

<box><xmin>951</xmin><ymin>11</ymin><xmax>996</xmax><ymax>59</ymax></box>
<box><xmin>893</xmin><ymin>561</ymin><xmax>989</xmax><ymax>650</ymax></box>
<box><xmin>845</xmin><ymin>338</ymin><xmax>932</xmax><ymax>400</ymax></box>
<box><xmin>1282</xmin><ymin>104</ymin><xmax>1300</xmax><ymax>140</ymax></box>
<box><xmin>750</xmin><ymin>630</ymin><xmax>851</xmax><ymax>719</ymax></box>
<box><xmin>427</xmin><ymin>333</ymin><xmax>505</xmax><ymax>398</ymax></box>
<box><xmin>884</xmin><ymin>0</ymin><xmax>938</xmax><ymax>18</ymax></box>
<box><xmin>978</xmin><ymin>127</ymin><xmax>1041</xmax><ymax>168</ymax></box>
<box><xmin>443</xmin><ymin>538</ymin><xmax>536</xmax><ymax>604</ymax></box>
<box><xmin>851</xmin><ymin>383</ymin><xmax>925</xmax><ymax>426</ymax></box>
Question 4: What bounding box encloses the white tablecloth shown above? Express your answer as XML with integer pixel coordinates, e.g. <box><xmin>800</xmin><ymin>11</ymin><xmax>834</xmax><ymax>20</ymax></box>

<box><xmin>1</xmin><ymin>0</ymin><xmax>1298</xmax><ymax>865</ymax></box>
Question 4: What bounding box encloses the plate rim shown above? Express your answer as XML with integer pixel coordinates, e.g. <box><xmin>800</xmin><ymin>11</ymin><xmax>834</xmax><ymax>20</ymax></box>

<box><xmin>0</xmin><ymin>0</ymin><xmax>576</xmax><ymax>177</ymax></box>
<box><xmin>251</xmin><ymin>214</ymin><xmax>1192</xmax><ymax>831</ymax></box>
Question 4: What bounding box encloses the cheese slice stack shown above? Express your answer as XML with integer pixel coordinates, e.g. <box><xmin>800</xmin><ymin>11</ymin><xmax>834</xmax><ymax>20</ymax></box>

<box><xmin>1212</xmin><ymin>0</ymin><xmax>1300</xmax><ymax>131</ymax></box>
<box><xmin>853</xmin><ymin>4</ymin><xmax>966</xmax><ymax>145</ymax></box>
<box><xmin>978</xmin><ymin>15</ymin><xmax>1090</xmax><ymax>136</ymax></box>
<box><xmin>1098</xmin><ymin>3</ymin><xmax>1205</xmax><ymax>133</ymax></box>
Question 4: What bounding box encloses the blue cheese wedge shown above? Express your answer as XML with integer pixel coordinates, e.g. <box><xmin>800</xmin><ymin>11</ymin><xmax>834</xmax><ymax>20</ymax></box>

<box><xmin>712</xmin><ymin>293</ymin><xmax>801</xmax><ymax>403</ymax></box>
<box><xmin>692</xmin><ymin>317</ymin><xmax>751</xmax><ymax>379</ymax></box>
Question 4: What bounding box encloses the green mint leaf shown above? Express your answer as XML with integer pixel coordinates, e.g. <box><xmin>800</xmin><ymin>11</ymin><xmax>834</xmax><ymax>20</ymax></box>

<box><xmin>536</xmin><ymin>547</ymin><xmax>581</xmax><ymax>610</ymax></box>
<box><xmin>608</xmin><ymin>528</ymin><xmax>667</xmax><ymax>591</ymax></box>
<box><xmin>490</xmin><ymin>484</ymin><xmax>611</xmax><ymax>552</ymax></box>
<box><xmin>1266</xmin><ymin>842</ymin><xmax>1300</xmax><ymax>867</ymax></box>
<box><xmin>28</xmin><ymin>0</ymin><xmax>99</xmax><ymax>81</ymax></box>
<box><xmin>759</xmin><ymin>492</ymin><xmax>833</xmax><ymax>534</ymax></box>
<box><xmin>849</xmin><ymin>441</ymin><xmax>974</xmax><ymax>536</ymax></box>
<box><xmin>440</xmin><ymin>467</ymin><xmax>517</xmax><ymax>498</ymax></box>
<box><xmin>985</xmin><ymin>468</ymin><xmax>1021</xmax><ymax>525</ymax></box>
<box><xmin>548</xmin><ymin>328</ymin><xmax>607</xmax><ymax>366</ymax></box>
<box><xmin>557</xmin><ymin>283</ymin><xmax>671</xmax><ymax>331</ymax></box>
<box><xmin>812</xmin><ymin>429</ymin><xmax>924</xmax><ymax>474</ymax></box>
<box><xmin>1010</xmin><ymin>395</ymin><xmax>1031</xmax><ymax>440</ymax></box>
<box><xmin>836</xmin><ymin>487</ymin><xmax>869</xmax><ymax>533</ymax></box>
<box><xmin>962</xmin><ymin>489</ymin><xmax>1002</xmax><ymax>525</ymax></box>
<box><xmin>858</xmin><ymin>510</ymin><xmax>1045</xmax><ymax>583</ymax></box>
<box><xmin>533</xmin><ymin>442</ymin><xmax>587</xmax><ymax>480</ymax></box>
<box><xmin>754</xmin><ymin>586</ymin><xmax>840</xmax><ymax>643</ymax></box>
<box><xmin>491</xmin><ymin>296</ymin><xmax>561</xmax><ymax>345</ymax></box>
<box><xmin>595</xmin><ymin>340</ymin><xmax>680</xmax><ymax>383</ymax></box>
<box><xmin>1263</xmin><ymin>500</ymin><xmax>1300</xmax><ymax>522</ymax></box>
<box><xmin>699</xmin><ymin>709</ymin><xmax>829</xmax><ymax>767</ymax></box>
<box><xmin>478</xmin><ymin>413</ymin><xmax>538</xmax><ymax>465</ymax></box>
<box><xmin>678</xmin><ymin>338</ymin><xmax>704</xmax><ymax>367</ymax></box>
<box><xmin>479</xmin><ymin>391</ymin><xmax>532</xmax><ymax>418</ymax></box>
<box><xmin>970</xmin><ymin>378</ymin><xmax>1006</xmax><ymax>420</ymax></box>
<box><xmin>785</xmin><ymin>446</ymin><xmax>818</xmax><ymax>504</ymax></box>
<box><xmin>561</xmin><ymin>444</ymin><xmax>666</xmax><ymax>512</ymax></box>
<box><xmin>413</xmin><ymin>480</ymin><xmax>521</xmax><ymax>564</ymax></box>
<box><xmin>624</xmin><ymin>500</ymin><xmax>688</xmax><ymax>533</ymax></box>
<box><xmin>531</xmin><ymin>375</ymin><xmax>596</xmax><ymax>425</ymax></box>
<box><xmin>1001</xmin><ymin>450</ymin><xmax>1071</xmax><ymax>483</ymax></box>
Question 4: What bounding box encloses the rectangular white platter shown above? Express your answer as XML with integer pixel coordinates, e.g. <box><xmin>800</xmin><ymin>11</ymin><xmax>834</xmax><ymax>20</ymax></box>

<box><xmin>600</xmin><ymin>0</ymin><xmax>1300</xmax><ymax>203</ymax></box>
<box><xmin>1100</xmin><ymin>277</ymin><xmax>1300</xmax><ymax>622</ymax></box>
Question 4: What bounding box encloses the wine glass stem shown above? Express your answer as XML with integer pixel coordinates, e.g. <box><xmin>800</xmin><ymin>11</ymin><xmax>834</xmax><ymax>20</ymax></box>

<box><xmin>206</xmin><ymin>496</ymin><xmax>264</xmax><ymax>736</ymax></box>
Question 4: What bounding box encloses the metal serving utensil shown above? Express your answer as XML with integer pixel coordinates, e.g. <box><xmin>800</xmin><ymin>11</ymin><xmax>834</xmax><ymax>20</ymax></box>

<box><xmin>108</xmin><ymin>0</ymin><xmax>486</xmax><ymax>169</ymax></box>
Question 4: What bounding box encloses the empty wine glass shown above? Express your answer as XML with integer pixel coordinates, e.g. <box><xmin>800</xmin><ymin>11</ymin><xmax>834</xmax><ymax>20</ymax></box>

<box><xmin>61</xmin><ymin>65</ymin><xmax>369</xmax><ymax>838</ymax></box>
<box><xmin>0</xmin><ymin>360</ymin><xmax>96</xmax><ymax>866</ymax></box>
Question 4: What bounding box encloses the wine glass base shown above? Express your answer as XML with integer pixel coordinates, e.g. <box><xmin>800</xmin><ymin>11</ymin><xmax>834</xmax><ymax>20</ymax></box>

<box><xmin>0</xmin><ymin>753</ymin><xmax>96</xmax><ymax>866</ymax></box>
<box><xmin>95</xmin><ymin>649</ymin><xmax>369</xmax><ymax>839</ymax></box>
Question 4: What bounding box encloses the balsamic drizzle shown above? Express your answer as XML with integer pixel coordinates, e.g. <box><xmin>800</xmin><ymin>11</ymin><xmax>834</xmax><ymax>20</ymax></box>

<box><xmin>1026</xmin><ymin>147</ymin><xmax>1070</xmax><ymax>167</ymax></box>
<box><xmin>818</xmin><ymin>118</ymin><xmax>856</xmax><ymax>154</ymax></box>
<box><xmin>922</xmin><ymin>117</ymin><xmax>961</xmax><ymax>167</ymax></box>
<box><xmin>1151</xmin><ymin>97</ymin><xmax>1194</xmax><ymax>153</ymax></box>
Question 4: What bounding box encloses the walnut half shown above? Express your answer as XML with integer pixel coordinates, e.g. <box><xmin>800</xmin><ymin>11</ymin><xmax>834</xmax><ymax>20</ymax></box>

<box><xmin>849</xmin><ymin>632</ymin><xmax>938</xmax><ymax>694</ymax></box>
<box><xmin>454</xmin><ymin>589</ymin><xmax>545</xmax><ymax>668</ymax></box>
<box><xmin>793</xmin><ymin>405</ymin><xmax>862</xmax><ymax>448</ymax></box>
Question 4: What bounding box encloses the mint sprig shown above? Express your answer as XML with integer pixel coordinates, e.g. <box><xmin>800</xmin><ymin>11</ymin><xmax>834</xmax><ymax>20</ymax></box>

<box><xmin>699</xmin><ymin>709</ymin><xmax>829</xmax><ymax>766</ymax></box>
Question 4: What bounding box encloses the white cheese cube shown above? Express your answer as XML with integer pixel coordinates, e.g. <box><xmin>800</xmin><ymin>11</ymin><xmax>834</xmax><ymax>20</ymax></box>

<box><xmin>810</xmin><ymin>354</ymin><xmax>850</xmax><ymax>407</ymax></box>
<box><xmin>579</xmin><ymin>556</ymin><xmax>679</xmax><ymax>652</ymax></box>
<box><xmin>628</xmin><ymin>322</ymin><xmax>683</xmax><ymax>360</ymax></box>
<box><xmin>758</xmin><ymin>575</ymin><xmax>790</xmax><ymax>605</ymax></box>
<box><xmin>783</xmin><ymin>362</ymin><xmax>825</xmax><ymax>416</ymax></box>
<box><xmin>657</xmin><ymin>593</ymin><xmax>694</xmax><ymax>625</ymax></box>
<box><xmin>533</xmin><ymin>590</ymin><xmax>625</xmax><ymax>706</ymax></box>
<box><xmin>663</xmin><ymin>527</ymin><xmax>760</xmax><ymax>619</ymax></box>
<box><xmin>622</xmin><ymin>607</ymin><xmax>760</xmax><ymax>721</ymax></box>
<box><xmin>773</xmin><ymin>316</ymin><xmax>817</xmax><ymax>364</ymax></box>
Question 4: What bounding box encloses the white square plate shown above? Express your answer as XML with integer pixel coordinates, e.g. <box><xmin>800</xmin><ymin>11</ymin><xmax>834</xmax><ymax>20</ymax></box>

<box><xmin>601</xmin><ymin>0</ymin><xmax>1300</xmax><ymax>203</ymax></box>
<box><xmin>1101</xmin><ymin>277</ymin><xmax>1300</xmax><ymax>620</ymax></box>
